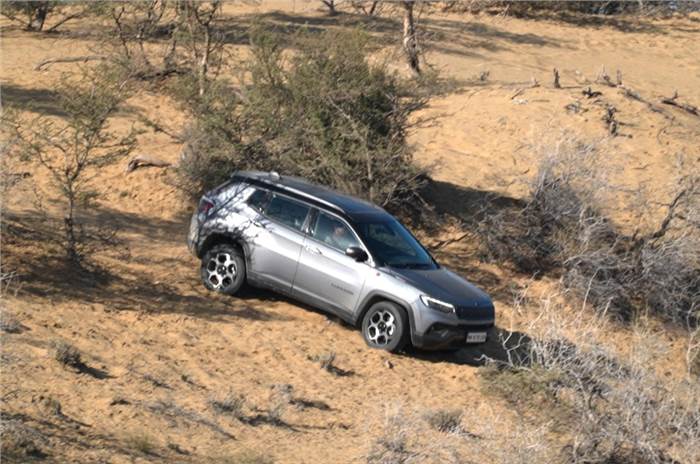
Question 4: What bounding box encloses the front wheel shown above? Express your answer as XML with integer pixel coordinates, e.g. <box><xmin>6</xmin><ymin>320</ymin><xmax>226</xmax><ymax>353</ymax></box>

<box><xmin>361</xmin><ymin>301</ymin><xmax>409</xmax><ymax>352</ymax></box>
<box><xmin>200</xmin><ymin>244</ymin><xmax>246</xmax><ymax>295</ymax></box>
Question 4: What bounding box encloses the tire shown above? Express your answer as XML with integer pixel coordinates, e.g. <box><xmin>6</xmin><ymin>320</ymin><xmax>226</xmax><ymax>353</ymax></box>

<box><xmin>200</xmin><ymin>244</ymin><xmax>246</xmax><ymax>295</ymax></box>
<box><xmin>361</xmin><ymin>301</ymin><xmax>409</xmax><ymax>352</ymax></box>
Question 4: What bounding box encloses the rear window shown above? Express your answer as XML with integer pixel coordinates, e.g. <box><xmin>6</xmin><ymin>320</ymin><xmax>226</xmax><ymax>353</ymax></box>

<box><xmin>266</xmin><ymin>194</ymin><xmax>310</xmax><ymax>231</ymax></box>
<box><xmin>247</xmin><ymin>188</ymin><xmax>270</xmax><ymax>212</ymax></box>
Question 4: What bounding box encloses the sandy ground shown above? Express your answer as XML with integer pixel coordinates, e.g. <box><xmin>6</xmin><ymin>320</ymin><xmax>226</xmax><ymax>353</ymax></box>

<box><xmin>1</xmin><ymin>2</ymin><xmax>699</xmax><ymax>463</ymax></box>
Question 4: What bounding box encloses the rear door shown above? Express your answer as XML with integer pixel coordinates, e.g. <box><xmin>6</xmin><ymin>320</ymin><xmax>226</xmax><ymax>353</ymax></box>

<box><xmin>292</xmin><ymin>210</ymin><xmax>369</xmax><ymax>317</ymax></box>
<box><xmin>245</xmin><ymin>192</ymin><xmax>311</xmax><ymax>292</ymax></box>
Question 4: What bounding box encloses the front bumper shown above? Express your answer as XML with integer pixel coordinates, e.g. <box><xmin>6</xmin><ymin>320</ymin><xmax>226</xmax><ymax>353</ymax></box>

<box><xmin>410</xmin><ymin>300</ymin><xmax>495</xmax><ymax>350</ymax></box>
<box><xmin>413</xmin><ymin>323</ymin><xmax>495</xmax><ymax>350</ymax></box>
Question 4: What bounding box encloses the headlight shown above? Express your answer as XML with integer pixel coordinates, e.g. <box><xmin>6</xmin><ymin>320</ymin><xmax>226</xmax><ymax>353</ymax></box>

<box><xmin>420</xmin><ymin>295</ymin><xmax>455</xmax><ymax>314</ymax></box>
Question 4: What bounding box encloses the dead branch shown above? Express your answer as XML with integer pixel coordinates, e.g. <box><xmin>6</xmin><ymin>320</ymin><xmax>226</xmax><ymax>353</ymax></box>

<box><xmin>35</xmin><ymin>55</ymin><xmax>107</xmax><ymax>71</ymax></box>
<box><xmin>661</xmin><ymin>91</ymin><xmax>699</xmax><ymax>117</ymax></box>
<box><xmin>125</xmin><ymin>155</ymin><xmax>172</xmax><ymax>173</ymax></box>
<box><xmin>582</xmin><ymin>87</ymin><xmax>602</xmax><ymax>98</ymax></box>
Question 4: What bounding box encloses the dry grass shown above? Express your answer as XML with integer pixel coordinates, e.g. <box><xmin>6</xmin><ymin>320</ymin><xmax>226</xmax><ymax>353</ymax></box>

<box><xmin>480</xmin><ymin>289</ymin><xmax>700</xmax><ymax>464</ymax></box>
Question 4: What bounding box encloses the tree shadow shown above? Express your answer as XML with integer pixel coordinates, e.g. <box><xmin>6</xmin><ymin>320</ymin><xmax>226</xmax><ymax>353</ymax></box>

<box><xmin>2</xmin><ymin>207</ymin><xmax>293</xmax><ymax>324</ymax></box>
<box><xmin>496</xmin><ymin>9</ymin><xmax>669</xmax><ymax>34</ymax></box>
<box><xmin>1</xmin><ymin>84</ymin><xmax>65</xmax><ymax>117</ymax></box>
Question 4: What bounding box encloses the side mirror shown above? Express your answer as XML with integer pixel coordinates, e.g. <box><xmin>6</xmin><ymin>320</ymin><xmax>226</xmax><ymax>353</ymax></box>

<box><xmin>345</xmin><ymin>246</ymin><xmax>368</xmax><ymax>262</ymax></box>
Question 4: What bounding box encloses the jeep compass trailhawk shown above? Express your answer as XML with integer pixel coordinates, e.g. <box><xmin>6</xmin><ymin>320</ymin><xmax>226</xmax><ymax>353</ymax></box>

<box><xmin>187</xmin><ymin>171</ymin><xmax>495</xmax><ymax>352</ymax></box>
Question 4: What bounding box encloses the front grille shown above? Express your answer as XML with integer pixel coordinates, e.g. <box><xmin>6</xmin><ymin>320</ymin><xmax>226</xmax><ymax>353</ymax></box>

<box><xmin>455</xmin><ymin>305</ymin><xmax>494</xmax><ymax>321</ymax></box>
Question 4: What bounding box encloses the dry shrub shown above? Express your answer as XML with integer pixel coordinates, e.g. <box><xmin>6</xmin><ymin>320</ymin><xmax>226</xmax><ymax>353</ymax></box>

<box><xmin>476</xmin><ymin>135</ymin><xmax>699</xmax><ymax>325</ymax></box>
<box><xmin>53</xmin><ymin>341</ymin><xmax>82</xmax><ymax>368</ymax></box>
<box><xmin>482</xmin><ymin>292</ymin><xmax>700</xmax><ymax>464</ymax></box>
<box><xmin>0</xmin><ymin>312</ymin><xmax>22</xmax><ymax>334</ymax></box>
<box><xmin>422</xmin><ymin>409</ymin><xmax>463</xmax><ymax>433</ymax></box>
<box><xmin>209</xmin><ymin>391</ymin><xmax>247</xmax><ymax>421</ymax></box>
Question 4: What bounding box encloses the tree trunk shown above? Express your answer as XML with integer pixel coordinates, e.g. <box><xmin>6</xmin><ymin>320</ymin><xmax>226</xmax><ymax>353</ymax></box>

<box><xmin>401</xmin><ymin>1</ymin><xmax>420</xmax><ymax>75</ymax></box>
<box><xmin>29</xmin><ymin>2</ymin><xmax>50</xmax><ymax>31</ymax></box>
<box><xmin>198</xmin><ymin>27</ymin><xmax>211</xmax><ymax>96</ymax></box>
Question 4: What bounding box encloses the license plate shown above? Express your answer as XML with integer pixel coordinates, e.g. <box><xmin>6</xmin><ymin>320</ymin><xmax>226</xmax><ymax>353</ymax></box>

<box><xmin>466</xmin><ymin>332</ymin><xmax>487</xmax><ymax>344</ymax></box>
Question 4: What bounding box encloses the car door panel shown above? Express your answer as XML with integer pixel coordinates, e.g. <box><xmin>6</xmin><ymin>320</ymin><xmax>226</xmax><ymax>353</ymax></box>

<box><xmin>292</xmin><ymin>211</ymin><xmax>369</xmax><ymax>316</ymax></box>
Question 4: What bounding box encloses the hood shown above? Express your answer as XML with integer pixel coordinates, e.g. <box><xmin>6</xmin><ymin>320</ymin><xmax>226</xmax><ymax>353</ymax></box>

<box><xmin>386</xmin><ymin>266</ymin><xmax>493</xmax><ymax>308</ymax></box>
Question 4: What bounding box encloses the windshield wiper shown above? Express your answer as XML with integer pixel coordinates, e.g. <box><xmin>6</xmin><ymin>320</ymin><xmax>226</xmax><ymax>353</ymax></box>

<box><xmin>391</xmin><ymin>262</ymin><xmax>431</xmax><ymax>269</ymax></box>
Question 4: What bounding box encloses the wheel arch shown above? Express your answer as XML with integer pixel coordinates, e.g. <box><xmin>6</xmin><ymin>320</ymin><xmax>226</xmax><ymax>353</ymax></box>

<box><xmin>198</xmin><ymin>232</ymin><xmax>247</xmax><ymax>261</ymax></box>
<box><xmin>355</xmin><ymin>292</ymin><xmax>416</xmax><ymax>338</ymax></box>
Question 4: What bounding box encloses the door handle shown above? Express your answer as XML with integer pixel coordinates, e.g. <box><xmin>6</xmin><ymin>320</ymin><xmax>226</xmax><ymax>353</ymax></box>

<box><xmin>305</xmin><ymin>245</ymin><xmax>322</xmax><ymax>255</ymax></box>
<box><xmin>250</xmin><ymin>219</ymin><xmax>264</xmax><ymax>228</ymax></box>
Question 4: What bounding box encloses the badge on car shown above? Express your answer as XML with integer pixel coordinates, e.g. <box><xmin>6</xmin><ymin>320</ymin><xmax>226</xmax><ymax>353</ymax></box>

<box><xmin>466</xmin><ymin>332</ymin><xmax>487</xmax><ymax>343</ymax></box>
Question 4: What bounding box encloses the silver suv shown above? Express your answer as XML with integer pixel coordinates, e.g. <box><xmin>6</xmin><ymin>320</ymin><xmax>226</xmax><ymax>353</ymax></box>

<box><xmin>187</xmin><ymin>171</ymin><xmax>495</xmax><ymax>352</ymax></box>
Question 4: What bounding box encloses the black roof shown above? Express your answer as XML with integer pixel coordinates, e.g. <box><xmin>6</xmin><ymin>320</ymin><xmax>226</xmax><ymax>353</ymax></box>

<box><xmin>232</xmin><ymin>171</ymin><xmax>388</xmax><ymax>221</ymax></box>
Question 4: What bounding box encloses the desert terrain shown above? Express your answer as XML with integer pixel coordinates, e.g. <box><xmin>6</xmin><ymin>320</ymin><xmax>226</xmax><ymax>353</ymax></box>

<box><xmin>1</xmin><ymin>2</ymin><xmax>699</xmax><ymax>463</ymax></box>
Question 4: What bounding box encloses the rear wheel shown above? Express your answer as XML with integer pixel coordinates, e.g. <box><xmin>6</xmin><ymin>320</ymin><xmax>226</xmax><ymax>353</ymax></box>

<box><xmin>361</xmin><ymin>301</ymin><xmax>409</xmax><ymax>352</ymax></box>
<box><xmin>200</xmin><ymin>244</ymin><xmax>246</xmax><ymax>295</ymax></box>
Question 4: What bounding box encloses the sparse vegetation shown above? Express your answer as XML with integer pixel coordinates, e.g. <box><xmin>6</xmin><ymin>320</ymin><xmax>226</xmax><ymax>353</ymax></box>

<box><xmin>473</xmin><ymin>135</ymin><xmax>699</xmax><ymax>326</ymax></box>
<box><xmin>0</xmin><ymin>420</ymin><xmax>46</xmax><ymax>461</ymax></box>
<box><xmin>480</xmin><ymin>292</ymin><xmax>700</xmax><ymax>464</ymax></box>
<box><xmin>2</xmin><ymin>3</ymin><xmax>699</xmax><ymax>463</ymax></box>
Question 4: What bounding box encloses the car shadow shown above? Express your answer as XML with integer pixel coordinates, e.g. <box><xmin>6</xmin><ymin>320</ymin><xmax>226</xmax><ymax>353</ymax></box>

<box><xmin>403</xmin><ymin>327</ymin><xmax>533</xmax><ymax>367</ymax></box>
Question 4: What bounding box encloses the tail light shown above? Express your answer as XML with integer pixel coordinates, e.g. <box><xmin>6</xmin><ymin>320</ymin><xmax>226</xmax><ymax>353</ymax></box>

<box><xmin>198</xmin><ymin>198</ymin><xmax>215</xmax><ymax>215</ymax></box>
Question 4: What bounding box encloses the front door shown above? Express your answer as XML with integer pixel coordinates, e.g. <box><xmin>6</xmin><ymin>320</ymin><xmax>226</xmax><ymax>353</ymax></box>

<box><xmin>292</xmin><ymin>210</ymin><xmax>369</xmax><ymax>316</ymax></box>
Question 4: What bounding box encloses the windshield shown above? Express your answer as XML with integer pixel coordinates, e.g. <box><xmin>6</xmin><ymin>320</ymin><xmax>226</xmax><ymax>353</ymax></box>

<box><xmin>355</xmin><ymin>218</ymin><xmax>437</xmax><ymax>269</ymax></box>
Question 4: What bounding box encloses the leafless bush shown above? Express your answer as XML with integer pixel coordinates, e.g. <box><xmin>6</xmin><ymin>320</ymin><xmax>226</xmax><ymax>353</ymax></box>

<box><xmin>422</xmin><ymin>409</ymin><xmax>463</xmax><ymax>433</ymax></box>
<box><xmin>209</xmin><ymin>391</ymin><xmax>247</xmax><ymax>421</ymax></box>
<box><xmin>476</xmin><ymin>136</ymin><xmax>699</xmax><ymax>325</ymax></box>
<box><xmin>53</xmin><ymin>341</ymin><xmax>83</xmax><ymax>368</ymax></box>
<box><xmin>483</xmin><ymin>293</ymin><xmax>700</xmax><ymax>464</ymax></box>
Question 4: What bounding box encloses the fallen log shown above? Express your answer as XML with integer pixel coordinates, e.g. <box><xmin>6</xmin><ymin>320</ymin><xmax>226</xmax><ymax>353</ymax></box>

<box><xmin>125</xmin><ymin>155</ymin><xmax>172</xmax><ymax>174</ymax></box>
<box><xmin>661</xmin><ymin>91</ymin><xmax>699</xmax><ymax>117</ymax></box>
<box><xmin>35</xmin><ymin>55</ymin><xmax>107</xmax><ymax>71</ymax></box>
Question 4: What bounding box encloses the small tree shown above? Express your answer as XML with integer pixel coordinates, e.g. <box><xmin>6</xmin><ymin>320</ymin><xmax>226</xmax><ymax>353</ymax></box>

<box><xmin>401</xmin><ymin>1</ymin><xmax>421</xmax><ymax>75</ymax></box>
<box><xmin>178</xmin><ymin>0</ymin><xmax>224</xmax><ymax>96</ymax></box>
<box><xmin>8</xmin><ymin>66</ymin><xmax>137</xmax><ymax>263</ymax></box>
<box><xmin>175</xmin><ymin>28</ymin><xmax>431</xmax><ymax>212</ymax></box>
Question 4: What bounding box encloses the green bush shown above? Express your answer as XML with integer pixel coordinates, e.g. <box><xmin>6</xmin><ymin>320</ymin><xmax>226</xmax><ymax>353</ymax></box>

<box><xmin>174</xmin><ymin>27</ymin><xmax>429</xmax><ymax>213</ymax></box>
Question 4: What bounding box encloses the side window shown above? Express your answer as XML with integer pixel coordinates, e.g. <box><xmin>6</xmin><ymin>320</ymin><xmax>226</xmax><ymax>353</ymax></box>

<box><xmin>311</xmin><ymin>212</ymin><xmax>360</xmax><ymax>252</ymax></box>
<box><xmin>247</xmin><ymin>188</ymin><xmax>270</xmax><ymax>212</ymax></box>
<box><xmin>266</xmin><ymin>194</ymin><xmax>310</xmax><ymax>231</ymax></box>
